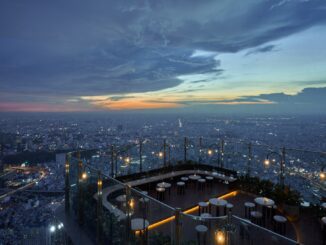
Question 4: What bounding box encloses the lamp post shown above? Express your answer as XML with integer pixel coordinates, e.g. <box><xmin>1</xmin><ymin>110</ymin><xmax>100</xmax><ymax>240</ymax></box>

<box><xmin>184</xmin><ymin>137</ymin><xmax>188</xmax><ymax>163</ymax></box>
<box><xmin>199</xmin><ymin>137</ymin><xmax>203</xmax><ymax>164</ymax></box>
<box><xmin>320</xmin><ymin>166</ymin><xmax>326</xmax><ymax>180</ymax></box>
<box><xmin>97</xmin><ymin>171</ymin><xmax>103</xmax><ymax>245</ymax></box>
<box><xmin>110</xmin><ymin>145</ymin><xmax>115</xmax><ymax>177</ymax></box>
<box><xmin>247</xmin><ymin>143</ymin><xmax>252</xmax><ymax>177</ymax></box>
<box><xmin>65</xmin><ymin>153</ymin><xmax>70</xmax><ymax>213</ymax></box>
<box><xmin>264</xmin><ymin>147</ymin><xmax>286</xmax><ymax>188</ymax></box>
<box><xmin>139</xmin><ymin>140</ymin><xmax>143</xmax><ymax>173</ymax></box>
<box><xmin>77</xmin><ymin>152</ymin><xmax>84</xmax><ymax>225</ymax></box>
<box><xmin>218</xmin><ymin>139</ymin><xmax>225</xmax><ymax>168</ymax></box>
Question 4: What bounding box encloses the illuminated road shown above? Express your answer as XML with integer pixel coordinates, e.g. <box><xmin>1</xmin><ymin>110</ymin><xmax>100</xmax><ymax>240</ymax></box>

<box><xmin>0</xmin><ymin>169</ymin><xmax>47</xmax><ymax>200</ymax></box>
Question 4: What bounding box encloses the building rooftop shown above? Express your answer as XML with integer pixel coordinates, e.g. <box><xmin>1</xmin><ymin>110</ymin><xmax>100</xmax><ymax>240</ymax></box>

<box><xmin>58</xmin><ymin>137</ymin><xmax>326</xmax><ymax>244</ymax></box>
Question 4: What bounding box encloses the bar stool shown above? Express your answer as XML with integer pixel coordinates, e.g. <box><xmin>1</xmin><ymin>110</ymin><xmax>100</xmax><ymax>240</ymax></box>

<box><xmin>177</xmin><ymin>181</ymin><xmax>185</xmax><ymax>195</ymax></box>
<box><xmin>198</xmin><ymin>202</ymin><xmax>209</xmax><ymax>215</ymax></box>
<box><xmin>181</xmin><ymin>177</ymin><xmax>189</xmax><ymax>187</ymax></box>
<box><xmin>226</xmin><ymin>203</ymin><xmax>234</xmax><ymax>214</ymax></box>
<box><xmin>156</xmin><ymin>187</ymin><xmax>165</xmax><ymax>201</ymax></box>
<box><xmin>131</xmin><ymin>218</ymin><xmax>149</xmax><ymax>244</ymax></box>
<box><xmin>197</xmin><ymin>178</ymin><xmax>206</xmax><ymax>191</ymax></box>
<box><xmin>205</xmin><ymin>176</ymin><xmax>214</xmax><ymax>188</ymax></box>
<box><xmin>195</xmin><ymin>224</ymin><xmax>208</xmax><ymax>245</ymax></box>
<box><xmin>250</xmin><ymin>211</ymin><xmax>263</xmax><ymax>226</ymax></box>
<box><xmin>139</xmin><ymin>197</ymin><xmax>149</xmax><ymax>212</ymax></box>
<box><xmin>273</xmin><ymin>215</ymin><xmax>287</xmax><ymax>235</ymax></box>
<box><xmin>200</xmin><ymin>213</ymin><xmax>212</xmax><ymax>231</ymax></box>
<box><xmin>244</xmin><ymin>202</ymin><xmax>256</xmax><ymax>219</ymax></box>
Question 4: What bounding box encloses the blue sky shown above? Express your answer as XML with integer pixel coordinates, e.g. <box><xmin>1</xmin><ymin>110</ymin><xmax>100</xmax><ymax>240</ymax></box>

<box><xmin>0</xmin><ymin>0</ymin><xmax>326</xmax><ymax>112</ymax></box>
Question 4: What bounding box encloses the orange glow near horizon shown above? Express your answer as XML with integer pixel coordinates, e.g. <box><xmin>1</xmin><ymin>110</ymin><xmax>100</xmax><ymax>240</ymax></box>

<box><xmin>90</xmin><ymin>99</ymin><xmax>183</xmax><ymax>110</ymax></box>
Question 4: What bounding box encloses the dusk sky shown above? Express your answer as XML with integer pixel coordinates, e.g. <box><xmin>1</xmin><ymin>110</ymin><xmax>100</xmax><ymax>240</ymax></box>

<box><xmin>1</xmin><ymin>0</ymin><xmax>326</xmax><ymax>113</ymax></box>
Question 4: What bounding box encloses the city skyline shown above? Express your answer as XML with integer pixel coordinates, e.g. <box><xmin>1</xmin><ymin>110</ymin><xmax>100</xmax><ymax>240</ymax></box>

<box><xmin>1</xmin><ymin>0</ymin><xmax>326</xmax><ymax>113</ymax></box>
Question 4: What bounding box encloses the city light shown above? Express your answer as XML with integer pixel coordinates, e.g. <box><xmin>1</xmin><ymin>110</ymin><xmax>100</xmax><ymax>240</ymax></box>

<box><xmin>264</xmin><ymin>159</ymin><xmax>270</xmax><ymax>166</ymax></box>
<box><xmin>82</xmin><ymin>172</ymin><xmax>87</xmax><ymax>180</ymax></box>
<box><xmin>158</xmin><ymin>152</ymin><xmax>163</xmax><ymax>158</ymax></box>
<box><xmin>129</xmin><ymin>198</ymin><xmax>135</xmax><ymax>209</ymax></box>
<box><xmin>320</xmin><ymin>172</ymin><xmax>325</xmax><ymax>180</ymax></box>
<box><xmin>49</xmin><ymin>225</ymin><xmax>56</xmax><ymax>233</ymax></box>
<box><xmin>208</xmin><ymin>149</ymin><xmax>213</xmax><ymax>156</ymax></box>
<box><xmin>124</xmin><ymin>157</ymin><xmax>130</xmax><ymax>164</ymax></box>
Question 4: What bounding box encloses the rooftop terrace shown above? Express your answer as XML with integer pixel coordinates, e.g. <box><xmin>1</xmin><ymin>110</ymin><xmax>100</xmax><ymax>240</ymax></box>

<box><xmin>59</xmin><ymin>137</ymin><xmax>326</xmax><ymax>244</ymax></box>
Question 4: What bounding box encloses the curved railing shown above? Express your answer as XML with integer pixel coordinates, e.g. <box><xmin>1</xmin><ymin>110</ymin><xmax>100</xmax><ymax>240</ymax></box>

<box><xmin>64</xmin><ymin>142</ymin><xmax>305</xmax><ymax>244</ymax></box>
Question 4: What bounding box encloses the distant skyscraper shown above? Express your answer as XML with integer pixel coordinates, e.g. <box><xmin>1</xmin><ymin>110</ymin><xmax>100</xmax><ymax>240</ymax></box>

<box><xmin>178</xmin><ymin>118</ymin><xmax>183</xmax><ymax>128</ymax></box>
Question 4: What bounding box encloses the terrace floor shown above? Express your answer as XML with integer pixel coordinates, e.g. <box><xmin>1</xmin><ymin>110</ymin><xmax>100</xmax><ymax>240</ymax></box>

<box><xmin>130</xmin><ymin>174</ymin><xmax>324</xmax><ymax>245</ymax></box>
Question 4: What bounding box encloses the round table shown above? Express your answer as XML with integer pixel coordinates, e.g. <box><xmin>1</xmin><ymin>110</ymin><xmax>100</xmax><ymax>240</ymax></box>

<box><xmin>131</xmin><ymin>218</ymin><xmax>149</xmax><ymax>231</ymax></box>
<box><xmin>322</xmin><ymin>217</ymin><xmax>326</xmax><ymax>225</ymax></box>
<box><xmin>205</xmin><ymin>176</ymin><xmax>214</xmax><ymax>181</ymax></box>
<box><xmin>254</xmin><ymin>197</ymin><xmax>275</xmax><ymax>207</ymax></box>
<box><xmin>181</xmin><ymin>177</ymin><xmax>189</xmax><ymax>182</ymax></box>
<box><xmin>200</xmin><ymin>213</ymin><xmax>212</xmax><ymax>218</ymax></box>
<box><xmin>177</xmin><ymin>181</ymin><xmax>185</xmax><ymax>186</ymax></box>
<box><xmin>209</xmin><ymin>198</ymin><xmax>227</xmax><ymax>216</ymax></box>
<box><xmin>189</xmin><ymin>174</ymin><xmax>201</xmax><ymax>180</ymax></box>
<box><xmin>116</xmin><ymin>195</ymin><xmax>127</xmax><ymax>202</ymax></box>
<box><xmin>139</xmin><ymin>197</ymin><xmax>149</xmax><ymax>203</ymax></box>
<box><xmin>273</xmin><ymin>215</ymin><xmax>286</xmax><ymax>223</ymax></box>
<box><xmin>209</xmin><ymin>198</ymin><xmax>227</xmax><ymax>207</ymax></box>
<box><xmin>157</xmin><ymin>182</ymin><xmax>171</xmax><ymax>189</ymax></box>
<box><xmin>321</xmin><ymin>202</ymin><xmax>326</xmax><ymax>209</ymax></box>
<box><xmin>255</xmin><ymin>197</ymin><xmax>275</xmax><ymax>224</ymax></box>
<box><xmin>300</xmin><ymin>201</ymin><xmax>310</xmax><ymax>208</ymax></box>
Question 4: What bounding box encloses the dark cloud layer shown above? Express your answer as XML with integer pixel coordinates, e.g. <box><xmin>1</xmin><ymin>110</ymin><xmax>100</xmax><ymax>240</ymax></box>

<box><xmin>215</xmin><ymin>87</ymin><xmax>326</xmax><ymax>105</ymax></box>
<box><xmin>0</xmin><ymin>0</ymin><xmax>326</xmax><ymax>100</ymax></box>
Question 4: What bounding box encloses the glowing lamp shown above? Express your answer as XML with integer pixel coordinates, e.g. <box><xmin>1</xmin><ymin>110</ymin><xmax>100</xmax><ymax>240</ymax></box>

<box><xmin>81</xmin><ymin>172</ymin><xmax>87</xmax><ymax>180</ymax></box>
<box><xmin>215</xmin><ymin>230</ymin><xmax>225</xmax><ymax>244</ymax></box>
<box><xmin>264</xmin><ymin>159</ymin><xmax>270</xmax><ymax>166</ymax></box>
<box><xmin>208</xmin><ymin>149</ymin><xmax>213</xmax><ymax>156</ymax></box>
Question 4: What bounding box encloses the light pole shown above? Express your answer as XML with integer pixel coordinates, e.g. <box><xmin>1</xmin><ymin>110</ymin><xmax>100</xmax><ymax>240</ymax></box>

<box><xmin>65</xmin><ymin>153</ymin><xmax>70</xmax><ymax>214</ymax></box>
<box><xmin>264</xmin><ymin>147</ymin><xmax>286</xmax><ymax>188</ymax></box>
<box><xmin>247</xmin><ymin>143</ymin><xmax>252</xmax><ymax>177</ymax></box>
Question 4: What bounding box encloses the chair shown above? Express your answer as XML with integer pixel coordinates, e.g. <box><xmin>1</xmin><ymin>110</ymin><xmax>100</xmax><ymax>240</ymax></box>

<box><xmin>177</xmin><ymin>181</ymin><xmax>185</xmax><ymax>195</ymax></box>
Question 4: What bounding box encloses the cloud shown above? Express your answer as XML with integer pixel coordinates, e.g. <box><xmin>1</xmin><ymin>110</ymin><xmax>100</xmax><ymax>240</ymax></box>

<box><xmin>245</xmin><ymin>45</ymin><xmax>277</xmax><ymax>56</ymax></box>
<box><xmin>211</xmin><ymin>87</ymin><xmax>326</xmax><ymax>105</ymax></box>
<box><xmin>0</xmin><ymin>0</ymin><xmax>325</xmax><ymax>103</ymax></box>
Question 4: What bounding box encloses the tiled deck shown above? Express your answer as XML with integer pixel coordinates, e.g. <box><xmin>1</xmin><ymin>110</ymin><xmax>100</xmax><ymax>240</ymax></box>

<box><xmin>130</xmin><ymin>174</ymin><xmax>324</xmax><ymax>245</ymax></box>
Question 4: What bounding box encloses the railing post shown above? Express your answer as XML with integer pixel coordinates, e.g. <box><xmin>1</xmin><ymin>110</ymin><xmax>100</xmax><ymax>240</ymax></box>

<box><xmin>139</xmin><ymin>140</ymin><xmax>143</xmax><ymax>172</ymax></box>
<box><xmin>163</xmin><ymin>139</ymin><xmax>167</xmax><ymax>167</ymax></box>
<box><xmin>280</xmin><ymin>147</ymin><xmax>286</xmax><ymax>188</ymax></box>
<box><xmin>64</xmin><ymin>153</ymin><xmax>70</xmax><ymax>214</ymax></box>
<box><xmin>97</xmin><ymin>171</ymin><xmax>103</xmax><ymax>245</ymax></box>
<box><xmin>77</xmin><ymin>152</ymin><xmax>84</xmax><ymax>225</ymax></box>
<box><xmin>175</xmin><ymin>208</ymin><xmax>181</xmax><ymax>245</ymax></box>
<box><xmin>110</xmin><ymin>145</ymin><xmax>114</xmax><ymax>177</ymax></box>
<box><xmin>220</xmin><ymin>139</ymin><xmax>225</xmax><ymax>168</ymax></box>
<box><xmin>247</xmin><ymin>143</ymin><xmax>252</xmax><ymax>177</ymax></box>
<box><xmin>115</xmin><ymin>150</ymin><xmax>118</xmax><ymax>177</ymax></box>
<box><xmin>125</xmin><ymin>185</ymin><xmax>131</xmax><ymax>244</ymax></box>
<box><xmin>184</xmin><ymin>137</ymin><xmax>187</xmax><ymax>163</ymax></box>
<box><xmin>168</xmin><ymin>144</ymin><xmax>171</xmax><ymax>166</ymax></box>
